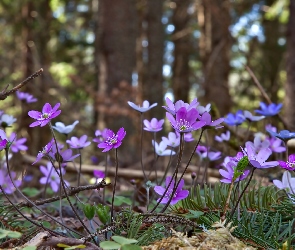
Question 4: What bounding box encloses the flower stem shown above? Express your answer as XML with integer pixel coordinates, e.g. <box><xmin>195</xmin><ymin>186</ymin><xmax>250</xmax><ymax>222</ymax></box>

<box><xmin>140</xmin><ymin>112</ymin><xmax>148</xmax><ymax>182</ymax></box>
<box><xmin>111</xmin><ymin>148</ymin><xmax>119</xmax><ymax>223</ymax></box>
<box><xmin>223</xmin><ymin>180</ymin><xmax>235</xmax><ymax>218</ymax></box>
<box><xmin>77</xmin><ymin>148</ymin><xmax>82</xmax><ymax>187</ymax></box>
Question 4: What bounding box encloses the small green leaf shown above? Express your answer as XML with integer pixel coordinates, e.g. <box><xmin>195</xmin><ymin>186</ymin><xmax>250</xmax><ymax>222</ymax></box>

<box><xmin>186</xmin><ymin>210</ymin><xmax>204</xmax><ymax>219</ymax></box>
<box><xmin>236</xmin><ymin>156</ymin><xmax>249</xmax><ymax>172</ymax></box>
<box><xmin>121</xmin><ymin>244</ymin><xmax>142</xmax><ymax>250</ymax></box>
<box><xmin>41</xmin><ymin>221</ymin><xmax>51</xmax><ymax>228</ymax></box>
<box><xmin>22</xmin><ymin>246</ymin><xmax>37</xmax><ymax>250</ymax></box>
<box><xmin>95</xmin><ymin>204</ymin><xmax>110</xmax><ymax>224</ymax></box>
<box><xmin>99</xmin><ymin>241</ymin><xmax>121</xmax><ymax>249</ymax></box>
<box><xmin>22</xmin><ymin>187</ymin><xmax>40</xmax><ymax>197</ymax></box>
<box><xmin>112</xmin><ymin>236</ymin><xmax>138</xmax><ymax>245</ymax></box>
<box><xmin>82</xmin><ymin>204</ymin><xmax>95</xmax><ymax>220</ymax></box>
<box><xmin>7</xmin><ymin>230</ymin><xmax>22</xmax><ymax>238</ymax></box>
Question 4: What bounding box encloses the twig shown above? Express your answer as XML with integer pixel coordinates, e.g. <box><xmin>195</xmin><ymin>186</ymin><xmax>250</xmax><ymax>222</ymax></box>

<box><xmin>245</xmin><ymin>65</ymin><xmax>288</xmax><ymax>129</ymax></box>
<box><xmin>0</xmin><ymin>68</ymin><xmax>43</xmax><ymax>100</ymax></box>
<box><xmin>18</xmin><ymin>181</ymin><xmax>109</xmax><ymax>207</ymax></box>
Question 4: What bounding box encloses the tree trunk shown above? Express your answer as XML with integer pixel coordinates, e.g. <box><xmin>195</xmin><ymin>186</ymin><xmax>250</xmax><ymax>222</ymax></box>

<box><xmin>285</xmin><ymin>0</ymin><xmax>295</xmax><ymax>130</ymax></box>
<box><xmin>172</xmin><ymin>0</ymin><xmax>191</xmax><ymax>103</ymax></box>
<box><xmin>198</xmin><ymin>0</ymin><xmax>232</xmax><ymax>116</ymax></box>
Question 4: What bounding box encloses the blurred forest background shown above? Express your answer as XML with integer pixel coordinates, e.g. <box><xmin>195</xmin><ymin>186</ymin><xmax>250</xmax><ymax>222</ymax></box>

<box><xmin>0</xmin><ymin>0</ymin><xmax>293</xmax><ymax>166</ymax></box>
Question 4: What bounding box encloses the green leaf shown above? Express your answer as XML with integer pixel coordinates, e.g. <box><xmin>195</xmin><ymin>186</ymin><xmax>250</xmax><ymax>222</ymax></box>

<box><xmin>7</xmin><ymin>230</ymin><xmax>22</xmax><ymax>238</ymax></box>
<box><xmin>82</xmin><ymin>204</ymin><xmax>95</xmax><ymax>220</ymax></box>
<box><xmin>95</xmin><ymin>204</ymin><xmax>110</xmax><ymax>224</ymax></box>
<box><xmin>99</xmin><ymin>241</ymin><xmax>121</xmax><ymax>249</ymax></box>
<box><xmin>121</xmin><ymin>244</ymin><xmax>142</xmax><ymax>250</ymax></box>
<box><xmin>57</xmin><ymin>243</ymin><xmax>86</xmax><ymax>249</ymax></box>
<box><xmin>22</xmin><ymin>187</ymin><xmax>40</xmax><ymax>197</ymax></box>
<box><xmin>22</xmin><ymin>246</ymin><xmax>37</xmax><ymax>250</ymax></box>
<box><xmin>186</xmin><ymin>210</ymin><xmax>204</xmax><ymax>219</ymax></box>
<box><xmin>112</xmin><ymin>236</ymin><xmax>138</xmax><ymax>245</ymax></box>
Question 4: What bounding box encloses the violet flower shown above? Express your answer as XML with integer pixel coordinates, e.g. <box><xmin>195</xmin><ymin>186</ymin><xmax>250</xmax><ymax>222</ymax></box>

<box><xmin>93</xmin><ymin>128</ymin><xmax>109</xmax><ymax>143</ymax></box>
<box><xmin>33</xmin><ymin>139</ymin><xmax>54</xmax><ymax>164</ymax></box>
<box><xmin>245</xmin><ymin>135</ymin><xmax>270</xmax><ymax>154</ymax></box>
<box><xmin>39</xmin><ymin>162</ymin><xmax>68</xmax><ymax>192</ymax></box>
<box><xmin>200</xmin><ymin>112</ymin><xmax>224</xmax><ymax>129</ymax></box>
<box><xmin>197</xmin><ymin>104</ymin><xmax>211</xmax><ymax>115</ymax></box>
<box><xmin>52</xmin><ymin>121</ymin><xmax>79</xmax><ymax>135</ymax></box>
<box><xmin>154</xmin><ymin>176</ymin><xmax>189</xmax><ymax>205</ymax></box>
<box><xmin>97</xmin><ymin>128</ymin><xmax>126</xmax><ymax>152</ymax></box>
<box><xmin>267</xmin><ymin>137</ymin><xmax>286</xmax><ymax>153</ymax></box>
<box><xmin>255</xmin><ymin>102</ymin><xmax>282</xmax><ymax>116</ymax></box>
<box><xmin>128</xmin><ymin>100</ymin><xmax>157</xmax><ymax>113</ymax></box>
<box><xmin>273</xmin><ymin>171</ymin><xmax>295</xmax><ymax>195</ymax></box>
<box><xmin>143</xmin><ymin>118</ymin><xmax>164</xmax><ymax>132</ymax></box>
<box><xmin>152</xmin><ymin>140</ymin><xmax>176</xmax><ymax>156</ymax></box>
<box><xmin>0</xmin><ymin>114</ymin><xmax>17</xmax><ymax>128</ymax></box>
<box><xmin>166</xmin><ymin>107</ymin><xmax>205</xmax><ymax>133</ymax></box>
<box><xmin>243</xmin><ymin>144</ymin><xmax>278</xmax><ymax>169</ymax></box>
<box><xmin>66</xmin><ymin>135</ymin><xmax>91</xmax><ymax>149</ymax></box>
<box><xmin>200</xmin><ymin>151</ymin><xmax>222</xmax><ymax>161</ymax></box>
<box><xmin>0</xmin><ymin>169</ymin><xmax>21</xmax><ymax>194</ymax></box>
<box><xmin>94</xmin><ymin>170</ymin><xmax>105</xmax><ymax>179</ymax></box>
<box><xmin>49</xmin><ymin>146</ymin><xmax>79</xmax><ymax>167</ymax></box>
<box><xmin>175</xmin><ymin>131</ymin><xmax>195</xmax><ymax>142</ymax></box>
<box><xmin>163</xmin><ymin>97</ymin><xmax>199</xmax><ymax>115</ymax></box>
<box><xmin>240</xmin><ymin>110</ymin><xmax>265</xmax><ymax>122</ymax></box>
<box><xmin>0</xmin><ymin>129</ymin><xmax>8</xmax><ymax>151</ymax></box>
<box><xmin>278</xmin><ymin>154</ymin><xmax>295</xmax><ymax>171</ymax></box>
<box><xmin>219</xmin><ymin>160</ymin><xmax>250</xmax><ymax>183</ymax></box>
<box><xmin>215</xmin><ymin>131</ymin><xmax>230</xmax><ymax>142</ymax></box>
<box><xmin>224</xmin><ymin>110</ymin><xmax>245</xmax><ymax>126</ymax></box>
<box><xmin>28</xmin><ymin>103</ymin><xmax>61</xmax><ymax>127</ymax></box>
<box><xmin>267</xmin><ymin>129</ymin><xmax>295</xmax><ymax>142</ymax></box>
<box><xmin>16</xmin><ymin>91</ymin><xmax>37</xmax><ymax>103</ymax></box>
<box><xmin>9</xmin><ymin>132</ymin><xmax>28</xmax><ymax>153</ymax></box>
<box><xmin>161</xmin><ymin>132</ymin><xmax>180</xmax><ymax>147</ymax></box>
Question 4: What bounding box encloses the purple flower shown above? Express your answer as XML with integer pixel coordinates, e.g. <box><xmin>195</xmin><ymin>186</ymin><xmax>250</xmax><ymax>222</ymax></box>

<box><xmin>16</xmin><ymin>91</ymin><xmax>37</xmax><ymax>103</ymax></box>
<box><xmin>9</xmin><ymin>132</ymin><xmax>28</xmax><ymax>153</ymax></box>
<box><xmin>267</xmin><ymin>129</ymin><xmax>295</xmax><ymax>142</ymax></box>
<box><xmin>278</xmin><ymin>154</ymin><xmax>295</xmax><ymax>171</ymax></box>
<box><xmin>243</xmin><ymin>144</ymin><xmax>278</xmax><ymax>169</ymax></box>
<box><xmin>0</xmin><ymin>169</ymin><xmax>21</xmax><ymax>194</ymax></box>
<box><xmin>219</xmin><ymin>160</ymin><xmax>250</xmax><ymax>183</ymax></box>
<box><xmin>39</xmin><ymin>162</ymin><xmax>68</xmax><ymax>192</ymax></box>
<box><xmin>240</xmin><ymin>110</ymin><xmax>265</xmax><ymax>122</ymax></box>
<box><xmin>245</xmin><ymin>135</ymin><xmax>270</xmax><ymax>154</ymax></box>
<box><xmin>161</xmin><ymin>132</ymin><xmax>180</xmax><ymax>148</ymax></box>
<box><xmin>93</xmin><ymin>128</ymin><xmax>109</xmax><ymax>143</ymax></box>
<box><xmin>215</xmin><ymin>131</ymin><xmax>230</xmax><ymax>142</ymax></box>
<box><xmin>197</xmin><ymin>104</ymin><xmax>211</xmax><ymax>115</ymax></box>
<box><xmin>33</xmin><ymin>139</ymin><xmax>54</xmax><ymax>164</ymax></box>
<box><xmin>93</xmin><ymin>170</ymin><xmax>105</xmax><ymax>179</ymax></box>
<box><xmin>166</xmin><ymin>107</ymin><xmax>205</xmax><ymax>133</ymax></box>
<box><xmin>267</xmin><ymin>137</ymin><xmax>286</xmax><ymax>153</ymax></box>
<box><xmin>0</xmin><ymin>130</ymin><xmax>8</xmax><ymax>151</ymax></box>
<box><xmin>154</xmin><ymin>176</ymin><xmax>189</xmax><ymax>205</ymax></box>
<box><xmin>91</xmin><ymin>156</ymin><xmax>99</xmax><ymax>164</ymax></box>
<box><xmin>66</xmin><ymin>135</ymin><xmax>91</xmax><ymax>149</ymax></box>
<box><xmin>49</xmin><ymin>146</ymin><xmax>80</xmax><ymax>167</ymax></box>
<box><xmin>143</xmin><ymin>118</ymin><xmax>164</xmax><ymax>132</ymax></box>
<box><xmin>0</xmin><ymin>114</ymin><xmax>17</xmax><ymax>128</ymax></box>
<box><xmin>128</xmin><ymin>100</ymin><xmax>157</xmax><ymax>113</ymax></box>
<box><xmin>200</xmin><ymin>112</ymin><xmax>224</xmax><ymax>129</ymax></box>
<box><xmin>255</xmin><ymin>102</ymin><xmax>282</xmax><ymax>116</ymax></box>
<box><xmin>97</xmin><ymin>128</ymin><xmax>126</xmax><ymax>152</ymax></box>
<box><xmin>28</xmin><ymin>103</ymin><xmax>61</xmax><ymax>127</ymax></box>
<box><xmin>273</xmin><ymin>171</ymin><xmax>295</xmax><ymax>195</ymax></box>
<box><xmin>52</xmin><ymin>121</ymin><xmax>79</xmax><ymax>135</ymax></box>
<box><xmin>163</xmin><ymin>97</ymin><xmax>199</xmax><ymax>116</ymax></box>
<box><xmin>224</xmin><ymin>110</ymin><xmax>245</xmax><ymax>126</ymax></box>
<box><xmin>152</xmin><ymin>140</ymin><xmax>176</xmax><ymax>156</ymax></box>
<box><xmin>199</xmin><ymin>151</ymin><xmax>222</xmax><ymax>161</ymax></box>
<box><xmin>175</xmin><ymin>131</ymin><xmax>195</xmax><ymax>142</ymax></box>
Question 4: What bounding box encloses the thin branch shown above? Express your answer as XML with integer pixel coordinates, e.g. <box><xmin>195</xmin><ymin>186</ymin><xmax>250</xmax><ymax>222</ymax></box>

<box><xmin>245</xmin><ymin>65</ymin><xmax>288</xmax><ymax>129</ymax></box>
<box><xmin>18</xmin><ymin>181</ymin><xmax>109</xmax><ymax>208</ymax></box>
<box><xmin>0</xmin><ymin>68</ymin><xmax>43</xmax><ymax>100</ymax></box>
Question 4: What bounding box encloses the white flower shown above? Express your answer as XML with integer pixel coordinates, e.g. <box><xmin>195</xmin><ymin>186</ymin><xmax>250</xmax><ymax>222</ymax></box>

<box><xmin>127</xmin><ymin>100</ymin><xmax>157</xmax><ymax>113</ymax></box>
<box><xmin>197</xmin><ymin>104</ymin><xmax>211</xmax><ymax>115</ymax></box>
<box><xmin>240</xmin><ymin>110</ymin><xmax>265</xmax><ymax>122</ymax></box>
<box><xmin>215</xmin><ymin>131</ymin><xmax>230</xmax><ymax>142</ymax></box>
<box><xmin>161</xmin><ymin>132</ymin><xmax>180</xmax><ymax>148</ymax></box>
<box><xmin>0</xmin><ymin>114</ymin><xmax>16</xmax><ymax>128</ymax></box>
<box><xmin>273</xmin><ymin>171</ymin><xmax>295</xmax><ymax>196</ymax></box>
<box><xmin>52</xmin><ymin>121</ymin><xmax>79</xmax><ymax>134</ymax></box>
<box><xmin>152</xmin><ymin>140</ymin><xmax>176</xmax><ymax>156</ymax></box>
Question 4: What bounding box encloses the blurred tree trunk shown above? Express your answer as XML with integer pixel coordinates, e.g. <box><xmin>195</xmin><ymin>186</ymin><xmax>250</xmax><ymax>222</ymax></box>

<box><xmin>97</xmin><ymin>0</ymin><xmax>138</xmax><ymax>164</ymax></box>
<box><xmin>172</xmin><ymin>0</ymin><xmax>191</xmax><ymax>103</ymax></box>
<box><xmin>198</xmin><ymin>0</ymin><xmax>232</xmax><ymax>116</ymax></box>
<box><xmin>285</xmin><ymin>0</ymin><xmax>295</xmax><ymax>130</ymax></box>
<box><xmin>143</xmin><ymin>0</ymin><xmax>164</xmax><ymax>120</ymax></box>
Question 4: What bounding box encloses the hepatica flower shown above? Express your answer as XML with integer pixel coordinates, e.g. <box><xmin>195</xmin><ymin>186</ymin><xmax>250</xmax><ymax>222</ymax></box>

<box><xmin>66</xmin><ymin>135</ymin><xmax>91</xmax><ymax>149</ymax></box>
<box><xmin>0</xmin><ymin>169</ymin><xmax>21</xmax><ymax>194</ymax></box>
<box><xmin>245</xmin><ymin>135</ymin><xmax>270</xmax><ymax>154</ymax></box>
<box><xmin>152</xmin><ymin>140</ymin><xmax>176</xmax><ymax>156</ymax></box>
<box><xmin>161</xmin><ymin>132</ymin><xmax>180</xmax><ymax>147</ymax></box>
<box><xmin>28</xmin><ymin>103</ymin><xmax>61</xmax><ymax>127</ymax></box>
<box><xmin>267</xmin><ymin>137</ymin><xmax>286</xmax><ymax>153</ymax></box>
<box><xmin>197</xmin><ymin>103</ymin><xmax>211</xmax><ymax>115</ymax></box>
<box><xmin>97</xmin><ymin>128</ymin><xmax>126</xmax><ymax>152</ymax></box>
<box><xmin>52</xmin><ymin>121</ymin><xmax>79</xmax><ymax>135</ymax></box>
<box><xmin>219</xmin><ymin>159</ymin><xmax>250</xmax><ymax>183</ymax></box>
<box><xmin>163</xmin><ymin>97</ymin><xmax>199</xmax><ymax>115</ymax></box>
<box><xmin>278</xmin><ymin>154</ymin><xmax>295</xmax><ymax>171</ymax></box>
<box><xmin>166</xmin><ymin>107</ymin><xmax>205</xmax><ymax>133</ymax></box>
<box><xmin>33</xmin><ymin>139</ymin><xmax>54</xmax><ymax>164</ymax></box>
<box><xmin>0</xmin><ymin>130</ymin><xmax>8</xmax><ymax>151</ymax></box>
<box><xmin>154</xmin><ymin>176</ymin><xmax>189</xmax><ymax>205</ymax></box>
<box><xmin>215</xmin><ymin>131</ymin><xmax>230</xmax><ymax>142</ymax></box>
<box><xmin>267</xmin><ymin>129</ymin><xmax>295</xmax><ymax>142</ymax></box>
<box><xmin>224</xmin><ymin>110</ymin><xmax>245</xmax><ymax>126</ymax></box>
<box><xmin>199</xmin><ymin>151</ymin><xmax>222</xmax><ymax>161</ymax></box>
<box><xmin>9</xmin><ymin>132</ymin><xmax>28</xmax><ymax>153</ymax></box>
<box><xmin>143</xmin><ymin>118</ymin><xmax>164</xmax><ymax>132</ymax></box>
<box><xmin>16</xmin><ymin>91</ymin><xmax>37</xmax><ymax>103</ymax></box>
<box><xmin>199</xmin><ymin>112</ymin><xmax>224</xmax><ymax>129</ymax></box>
<box><xmin>128</xmin><ymin>100</ymin><xmax>157</xmax><ymax>113</ymax></box>
<box><xmin>273</xmin><ymin>171</ymin><xmax>295</xmax><ymax>195</ymax></box>
<box><xmin>0</xmin><ymin>114</ymin><xmax>17</xmax><ymax>128</ymax></box>
<box><xmin>240</xmin><ymin>110</ymin><xmax>265</xmax><ymax>122</ymax></box>
<box><xmin>49</xmin><ymin>146</ymin><xmax>79</xmax><ymax>167</ymax></box>
<box><xmin>255</xmin><ymin>102</ymin><xmax>282</xmax><ymax>116</ymax></box>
